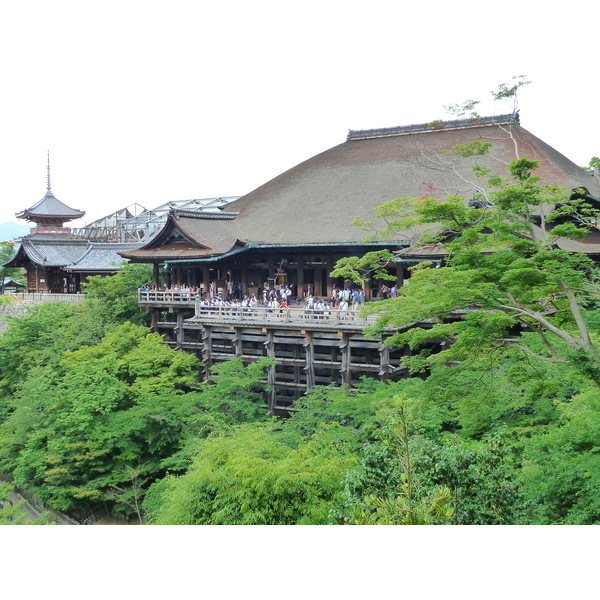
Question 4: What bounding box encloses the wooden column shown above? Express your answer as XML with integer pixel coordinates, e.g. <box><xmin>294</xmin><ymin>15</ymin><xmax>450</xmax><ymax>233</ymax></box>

<box><xmin>201</xmin><ymin>325</ymin><xmax>213</xmax><ymax>380</ymax></box>
<box><xmin>232</xmin><ymin>326</ymin><xmax>243</xmax><ymax>358</ymax></box>
<box><xmin>241</xmin><ymin>268</ymin><xmax>249</xmax><ymax>299</ymax></box>
<box><xmin>150</xmin><ymin>308</ymin><xmax>159</xmax><ymax>333</ymax></box>
<box><xmin>263</xmin><ymin>329</ymin><xmax>276</xmax><ymax>414</ymax></box>
<box><xmin>153</xmin><ymin>263</ymin><xmax>160</xmax><ymax>288</ymax></box>
<box><xmin>296</xmin><ymin>258</ymin><xmax>304</xmax><ymax>300</ymax></box>
<box><xmin>379</xmin><ymin>340</ymin><xmax>391</xmax><ymax>382</ymax></box>
<box><xmin>396</xmin><ymin>263</ymin><xmax>404</xmax><ymax>288</ymax></box>
<box><xmin>314</xmin><ymin>267</ymin><xmax>322</xmax><ymax>298</ymax></box>
<box><xmin>339</xmin><ymin>332</ymin><xmax>351</xmax><ymax>386</ymax></box>
<box><xmin>202</xmin><ymin>267</ymin><xmax>210</xmax><ymax>296</ymax></box>
<box><xmin>267</xmin><ymin>258</ymin><xmax>275</xmax><ymax>291</ymax></box>
<box><xmin>326</xmin><ymin>255</ymin><xmax>334</xmax><ymax>300</ymax></box>
<box><xmin>303</xmin><ymin>331</ymin><xmax>315</xmax><ymax>390</ymax></box>
<box><xmin>175</xmin><ymin>310</ymin><xmax>185</xmax><ymax>349</ymax></box>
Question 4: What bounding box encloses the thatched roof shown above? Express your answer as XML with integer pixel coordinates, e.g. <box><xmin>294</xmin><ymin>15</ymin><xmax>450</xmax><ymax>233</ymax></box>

<box><xmin>123</xmin><ymin>114</ymin><xmax>600</xmax><ymax>260</ymax></box>
<box><xmin>224</xmin><ymin>115</ymin><xmax>600</xmax><ymax>245</ymax></box>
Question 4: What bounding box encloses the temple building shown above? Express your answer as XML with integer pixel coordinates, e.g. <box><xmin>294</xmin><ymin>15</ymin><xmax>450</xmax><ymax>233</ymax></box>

<box><xmin>5</xmin><ymin>157</ymin><xmax>237</xmax><ymax>294</ymax></box>
<box><xmin>126</xmin><ymin>113</ymin><xmax>600</xmax><ymax>412</ymax></box>
<box><xmin>5</xmin><ymin>157</ymin><xmax>143</xmax><ymax>293</ymax></box>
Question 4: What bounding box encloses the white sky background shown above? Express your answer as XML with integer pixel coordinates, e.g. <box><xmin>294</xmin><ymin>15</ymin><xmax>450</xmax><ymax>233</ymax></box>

<box><xmin>1</xmin><ymin>0</ymin><xmax>598</xmax><ymax>228</ymax></box>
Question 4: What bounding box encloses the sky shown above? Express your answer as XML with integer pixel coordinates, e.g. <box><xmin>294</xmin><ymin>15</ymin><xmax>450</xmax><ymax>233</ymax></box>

<box><xmin>1</xmin><ymin>0</ymin><xmax>599</xmax><ymax>229</ymax></box>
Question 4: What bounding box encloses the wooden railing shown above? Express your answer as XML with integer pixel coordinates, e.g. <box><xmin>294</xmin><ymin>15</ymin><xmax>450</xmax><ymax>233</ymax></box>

<box><xmin>192</xmin><ymin>304</ymin><xmax>379</xmax><ymax>326</ymax></box>
<box><xmin>138</xmin><ymin>290</ymin><xmax>197</xmax><ymax>304</ymax></box>
<box><xmin>138</xmin><ymin>290</ymin><xmax>380</xmax><ymax>326</ymax></box>
<box><xmin>8</xmin><ymin>293</ymin><xmax>87</xmax><ymax>304</ymax></box>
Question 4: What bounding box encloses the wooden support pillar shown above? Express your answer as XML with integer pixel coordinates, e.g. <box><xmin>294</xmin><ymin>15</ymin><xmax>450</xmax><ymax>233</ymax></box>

<box><xmin>175</xmin><ymin>310</ymin><xmax>184</xmax><ymax>349</ymax></box>
<box><xmin>263</xmin><ymin>329</ymin><xmax>276</xmax><ymax>414</ymax></box>
<box><xmin>201</xmin><ymin>325</ymin><xmax>213</xmax><ymax>380</ymax></box>
<box><xmin>396</xmin><ymin>263</ymin><xmax>404</xmax><ymax>288</ymax></box>
<box><xmin>326</xmin><ymin>255</ymin><xmax>334</xmax><ymax>300</ymax></box>
<box><xmin>379</xmin><ymin>339</ymin><xmax>391</xmax><ymax>382</ymax></box>
<box><xmin>303</xmin><ymin>331</ymin><xmax>315</xmax><ymax>390</ymax></box>
<box><xmin>232</xmin><ymin>326</ymin><xmax>243</xmax><ymax>358</ymax></box>
<box><xmin>241</xmin><ymin>268</ymin><xmax>249</xmax><ymax>299</ymax></box>
<box><xmin>267</xmin><ymin>258</ymin><xmax>275</xmax><ymax>291</ymax></box>
<box><xmin>202</xmin><ymin>267</ymin><xmax>210</xmax><ymax>296</ymax></box>
<box><xmin>314</xmin><ymin>267</ymin><xmax>322</xmax><ymax>298</ymax></box>
<box><xmin>150</xmin><ymin>308</ymin><xmax>159</xmax><ymax>333</ymax></box>
<box><xmin>339</xmin><ymin>332</ymin><xmax>351</xmax><ymax>386</ymax></box>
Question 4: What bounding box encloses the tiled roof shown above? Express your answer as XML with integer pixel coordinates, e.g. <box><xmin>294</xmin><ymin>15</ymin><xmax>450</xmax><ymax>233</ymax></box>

<box><xmin>16</xmin><ymin>190</ymin><xmax>85</xmax><ymax>220</ymax></box>
<box><xmin>68</xmin><ymin>243</ymin><xmax>143</xmax><ymax>271</ymax></box>
<box><xmin>21</xmin><ymin>238</ymin><xmax>89</xmax><ymax>266</ymax></box>
<box><xmin>8</xmin><ymin>238</ymin><xmax>142</xmax><ymax>271</ymax></box>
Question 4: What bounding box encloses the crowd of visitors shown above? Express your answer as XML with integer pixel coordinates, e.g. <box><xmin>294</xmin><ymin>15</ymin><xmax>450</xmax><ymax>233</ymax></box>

<box><xmin>140</xmin><ymin>284</ymin><xmax>396</xmax><ymax>318</ymax></box>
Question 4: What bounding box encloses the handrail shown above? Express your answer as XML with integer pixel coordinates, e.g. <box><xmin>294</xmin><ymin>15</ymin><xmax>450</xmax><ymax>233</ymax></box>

<box><xmin>139</xmin><ymin>290</ymin><xmax>197</xmax><ymax>303</ymax></box>
<box><xmin>193</xmin><ymin>304</ymin><xmax>378</xmax><ymax>326</ymax></box>
<box><xmin>138</xmin><ymin>290</ymin><xmax>378</xmax><ymax>326</ymax></box>
<box><xmin>8</xmin><ymin>293</ymin><xmax>86</xmax><ymax>304</ymax></box>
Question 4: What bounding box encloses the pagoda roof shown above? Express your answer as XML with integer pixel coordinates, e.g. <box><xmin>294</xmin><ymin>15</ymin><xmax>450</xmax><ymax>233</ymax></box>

<box><xmin>16</xmin><ymin>190</ymin><xmax>85</xmax><ymax>221</ymax></box>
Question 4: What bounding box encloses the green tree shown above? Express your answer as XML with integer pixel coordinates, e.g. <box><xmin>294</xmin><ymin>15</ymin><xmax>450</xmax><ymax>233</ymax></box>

<box><xmin>411</xmin><ymin>434</ymin><xmax>523</xmax><ymax>524</ymax></box>
<box><xmin>346</xmin><ymin>158</ymin><xmax>600</xmax><ymax>387</ymax></box>
<box><xmin>0</xmin><ymin>323</ymin><xmax>207</xmax><ymax>517</ymax></box>
<box><xmin>0</xmin><ymin>242</ymin><xmax>22</xmax><ymax>294</ymax></box>
<box><xmin>519</xmin><ymin>387</ymin><xmax>600</xmax><ymax>524</ymax></box>
<box><xmin>144</xmin><ymin>422</ymin><xmax>357</xmax><ymax>525</ymax></box>
<box><xmin>585</xmin><ymin>157</ymin><xmax>600</xmax><ymax>172</ymax></box>
<box><xmin>83</xmin><ymin>262</ymin><xmax>152</xmax><ymax>325</ymax></box>
<box><xmin>198</xmin><ymin>357</ymin><xmax>274</xmax><ymax>426</ymax></box>
<box><xmin>330</xmin><ymin>249</ymin><xmax>396</xmax><ymax>290</ymax></box>
<box><xmin>0</xmin><ymin>302</ymin><xmax>108</xmax><ymax>403</ymax></box>
<box><xmin>339</xmin><ymin>402</ymin><xmax>453</xmax><ymax>525</ymax></box>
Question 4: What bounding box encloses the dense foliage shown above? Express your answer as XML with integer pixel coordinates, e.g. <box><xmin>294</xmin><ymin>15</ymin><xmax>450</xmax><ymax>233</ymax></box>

<box><xmin>1</xmin><ymin>273</ymin><xmax>600</xmax><ymax>522</ymax></box>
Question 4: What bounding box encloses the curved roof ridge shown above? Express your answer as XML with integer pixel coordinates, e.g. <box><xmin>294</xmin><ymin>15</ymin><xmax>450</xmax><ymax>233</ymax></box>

<box><xmin>347</xmin><ymin>113</ymin><xmax>519</xmax><ymax>141</ymax></box>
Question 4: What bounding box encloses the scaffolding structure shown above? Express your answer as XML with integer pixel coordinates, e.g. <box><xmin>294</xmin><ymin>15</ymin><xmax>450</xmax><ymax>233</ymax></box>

<box><xmin>72</xmin><ymin>197</ymin><xmax>239</xmax><ymax>243</ymax></box>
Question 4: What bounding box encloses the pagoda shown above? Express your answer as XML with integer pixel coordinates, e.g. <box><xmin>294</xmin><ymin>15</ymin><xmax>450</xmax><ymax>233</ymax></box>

<box><xmin>15</xmin><ymin>152</ymin><xmax>85</xmax><ymax>236</ymax></box>
<box><xmin>6</xmin><ymin>154</ymin><xmax>141</xmax><ymax>293</ymax></box>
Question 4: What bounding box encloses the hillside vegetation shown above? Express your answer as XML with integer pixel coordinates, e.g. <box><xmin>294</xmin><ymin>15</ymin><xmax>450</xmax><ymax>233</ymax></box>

<box><xmin>1</xmin><ymin>251</ymin><xmax>600</xmax><ymax>525</ymax></box>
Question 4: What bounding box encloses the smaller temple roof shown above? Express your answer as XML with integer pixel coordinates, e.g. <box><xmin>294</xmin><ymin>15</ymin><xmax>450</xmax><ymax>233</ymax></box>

<box><xmin>4</xmin><ymin>238</ymin><xmax>143</xmax><ymax>271</ymax></box>
<box><xmin>66</xmin><ymin>243</ymin><xmax>140</xmax><ymax>272</ymax></box>
<box><xmin>13</xmin><ymin>238</ymin><xmax>89</xmax><ymax>267</ymax></box>
<box><xmin>120</xmin><ymin>211</ymin><xmax>244</xmax><ymax>262</ymax></box>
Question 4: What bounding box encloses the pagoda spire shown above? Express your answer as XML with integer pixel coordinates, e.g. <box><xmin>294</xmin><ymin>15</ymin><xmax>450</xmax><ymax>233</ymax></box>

<box><xmin>47</xmin><ymin>150</ymin><xmax>51</xmax><ymax>192</ymax></box>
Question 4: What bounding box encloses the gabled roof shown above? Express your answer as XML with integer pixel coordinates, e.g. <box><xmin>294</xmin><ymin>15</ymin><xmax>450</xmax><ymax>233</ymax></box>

<box><xmin>67</xmin><ymin>243</ymin><xmax>142</xmax><ymax>272</ymax></box>
<box><xmin>16</xmin><ymin>190</ymin><xmax>85</xmax><ymax>221</ymax></box>
<box><xmin>4</xmin><ymin>238</ymin><xmax>142</xmax><ymax>271</ymax></box>
<box><xmin>10</xmin><ymin>238</ymin><xmax>89</xmax><ymax>267</ymax></box>
<box><xmin>120</xmin><ymin>211</ymin><xmax>244</xmax><ymax>261</ymax></box>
